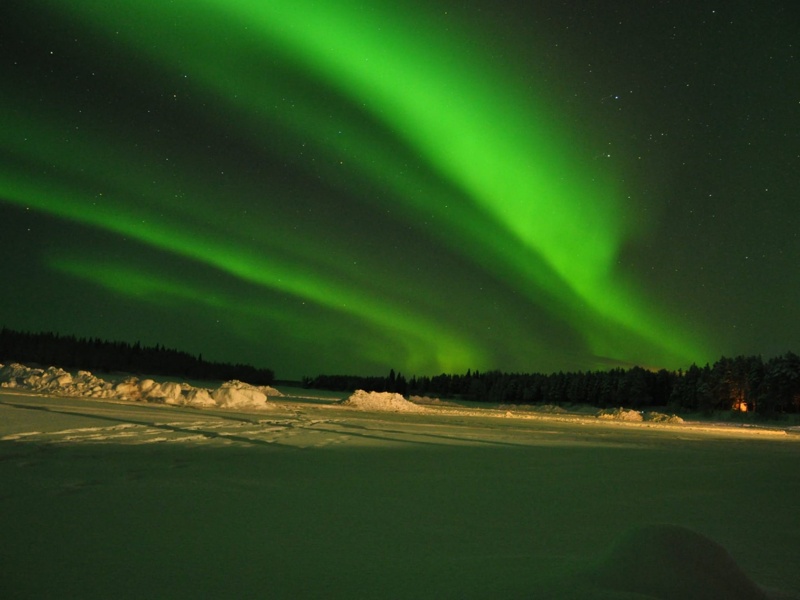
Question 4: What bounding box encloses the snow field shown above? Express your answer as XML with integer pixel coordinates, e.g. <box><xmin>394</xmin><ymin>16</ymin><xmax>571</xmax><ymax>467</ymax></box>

<box><xmin>1</xmin><ymin>390</ymin><xmax>799</xmax><ymax>598</ymax></box>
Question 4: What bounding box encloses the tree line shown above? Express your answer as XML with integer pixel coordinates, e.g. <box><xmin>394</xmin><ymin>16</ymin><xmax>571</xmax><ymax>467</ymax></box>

<box><xmin>0</xmin><ymin>327</ymin><xmax>274</xmax><ymax>385</ymax></box>
<box><xmin>304</xmin><ymin>353</ymin><xmax>800</xmax><ymax>415</ymax></box>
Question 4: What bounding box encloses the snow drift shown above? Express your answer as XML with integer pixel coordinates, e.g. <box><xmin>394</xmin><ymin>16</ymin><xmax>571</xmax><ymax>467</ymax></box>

<box><xmin>596</xmin><ymin>407</ymin><xmax>685</xmax><ymax>424</ymax></box>
<box><xmin>585</xmin><ymin>524</ymin><xmax>785</xmax><ymax>599</ymax></box>
<box><xmin>597</xmin><ymin>407</ymin><xmax>645</xmax><ymax>422</ymax></box>
<box><xmin>341</xmin><ymin>389</ymin><xmax>426</xmax><ymax>412</ymax></box>
<box><xmin>212</xmin><ymin>380</ymin><xmax>271</xmax><ymax>409</ymax></box>
<box><xmin>0</xmin><ymin>363</ymin><xmax>116</xmax><ymax>398</ymax></box>
<box><xmin>0</xmin><ymin>362</ymin><xmax>279</xmax><ymax>410</ymax></box>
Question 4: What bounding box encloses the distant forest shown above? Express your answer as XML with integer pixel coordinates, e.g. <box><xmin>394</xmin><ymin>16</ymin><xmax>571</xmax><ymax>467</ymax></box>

<box><xmin>0</xmin><ymin>328</ymin><xmax>275</xmax><ymax>385</ymax></box>
<box><xmin>3</xmin><ymin>327</ymin><xmax>798</xmax><ymax>415</ymax></box>
<box><xmin>305</xmin><ymin>353</ymin><xmax>800</xmax><ymax>415</ymax></box>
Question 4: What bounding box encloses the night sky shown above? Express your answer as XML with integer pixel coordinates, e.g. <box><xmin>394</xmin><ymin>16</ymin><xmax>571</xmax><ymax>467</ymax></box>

<box><xmin>1</xmin><ymin>1</ymin><xmax>797</xmax><ymax>379</ymax></box>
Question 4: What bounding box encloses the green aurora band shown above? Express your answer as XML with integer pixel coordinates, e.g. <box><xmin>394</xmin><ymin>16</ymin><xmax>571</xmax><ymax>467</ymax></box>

<box><xmin>0</xmin><ymin>0</ymin><xmax>711</xmax><ymax>375</ymax></box>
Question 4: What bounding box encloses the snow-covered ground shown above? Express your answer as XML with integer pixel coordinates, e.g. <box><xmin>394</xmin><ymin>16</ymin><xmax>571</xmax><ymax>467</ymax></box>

<box><xmin>1</xmin><ymin>365</ymin><xmax>800</xmax><ymax>598</ymax></box>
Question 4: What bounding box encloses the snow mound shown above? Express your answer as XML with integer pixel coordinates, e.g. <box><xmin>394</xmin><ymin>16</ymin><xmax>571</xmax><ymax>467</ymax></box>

<box><xmin>258</xmin><ymin>385</ymin><xmax>283</xmax><ymax>397</ymax></box>
<box><xmin>644</xmin><ymin>411</ymin><xmax>685</xmax><ymax>424</ymax></box>
<box><xmin>595</xmin><ymin>408</ymin><xmax>685</xmax><ymax>424</ymax></box>
<box><xmin>114</xmin><ymin>378</ymin><xmax>183</xmax><ymax>403</ymax></box>
<box><xmin>341</xmin><ymin>390</ymin><xmax>425</xmax><ymax>412</ymax></box>
<box><xmin>597</xmin><ymin>407</ymin><xmax>644</xmax><ymax>422</ymax></box>
<box><xmin>182</xmin><ymin>387</ymin><xmax>217</xmax><ymax>408</ymax></box>
<box><xmin>0</xmin><ymin>363</ymin><xmax>276</xmax><ymax>410</ymax></box>
<box><xmin>588</xmin><ymin>524</ymin><xmax>779</xmax><ymax>599</ymax></box>
<box><xmin>212</xmin><ymin>380</ymin><xmax>273</xmax><ymax>409</ymax></box>
<box><xmin>0</xmin><ymin>363</ymin><xmax>115</xmax><ymax>398</ymax></box>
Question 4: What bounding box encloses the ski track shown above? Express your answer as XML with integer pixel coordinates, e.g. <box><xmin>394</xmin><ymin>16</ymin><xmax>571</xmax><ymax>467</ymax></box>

<box><xmin>0</xmin><ymin>411</ymin><xmax>355</xmax><ymax>448</ymax></box>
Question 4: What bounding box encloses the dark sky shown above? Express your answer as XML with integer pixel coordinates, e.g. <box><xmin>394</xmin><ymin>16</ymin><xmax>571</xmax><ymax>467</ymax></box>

<box><xmin>1</xmin><ymin>1</ymin><xmax>797</xmax><ymax>379</ymax></box>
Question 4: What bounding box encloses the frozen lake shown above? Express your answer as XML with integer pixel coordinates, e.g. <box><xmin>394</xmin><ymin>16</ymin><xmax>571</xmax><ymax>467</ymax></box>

<box><xmin>2</xmin><ymin>390</ymin><xmax>799</xmax><ymax>598</ymax></box>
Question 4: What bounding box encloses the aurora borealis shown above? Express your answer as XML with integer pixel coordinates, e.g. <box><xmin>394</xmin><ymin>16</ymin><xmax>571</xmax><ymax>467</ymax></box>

<box><xmin>1</xmin><ymin>1</ymin><xmax>797</xmax><ymax>379</ymax></box>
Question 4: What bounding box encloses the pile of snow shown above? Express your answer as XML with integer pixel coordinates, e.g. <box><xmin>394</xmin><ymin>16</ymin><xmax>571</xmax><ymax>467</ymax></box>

<box><xmin>0</xmin><ymin>362</ymin><xmax>276</xmax><ymax>410</ymax></box>
<box><xmin>341</xmin><ymin>389</ymin><xmax>426</xmax><ymax>412</ymax></box>
<box><xmin>181</xmin><ymin>387</ymin><xmax>217</xmax><ymax>408</ymax></box>
<box><xmin>0</xmin><ymin>363</ymin><xmax>116</xmax><ymax>398</ymax></box>
<box><xmin>259</xmin><ymin>385</ymin><xmax>283</xmax><ymax>397</ymax></box>
<box><xmin>113</xmin><ymin>378</ymin><xmax>184</xmax><ymax>404</ymax></box>
<box><xmin>595</xmin><ymin>407</ymin><xmax>685</xmax><ymax>424</ymax></box>
<box><xmin>644</xmin><ymin>411</ymin><xmax>685</xmax><ymax>424</ymax></box>
<box><xmin>597</xmin><ymin>407</ymin><xmax>644</xmax><ymax>422</ymax></box>
<box><xmin>586</xmin><ymin>524</ymin><xmax>774</xmax><ymax>599</ymax></box>
<box><xmin>211</xmin><ymin>380</ymin><xmax>272</xmax><ymax>410</ymax></box>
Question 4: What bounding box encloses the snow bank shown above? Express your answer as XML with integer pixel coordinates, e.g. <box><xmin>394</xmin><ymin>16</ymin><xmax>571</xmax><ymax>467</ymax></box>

<box><xmin>644</xmin><ymin>411</ymin><xmax>685</xmax><ymax>424</ymax></box>
<box><xmin>588</xmin><ymin>524</ymin><xmax>775</xmax><ymax>599</ymax></box>
<box><xmin>597</xmin><ymin>407</ymin><xmax>644</xmax><ymax>422</ymax></box>
<box><xmin>212</xmin><ymin>380</ymin><xmax>272</xmax><ymax>409</ymax></box>
<box><xmin>596</xmin><ymin>408</ymin><xmax>685</xmax><ymax>424</ymax></box>
<box><xmin>341</xmin><ymin>389</ymin><xmax>425</xmax><ymax>412</ymax></box>
<box><xmin>113</xmin><ymin>378</ymin><xmax>189</xmax><ymax>405</ymax></box>
<box><xmin>182</xmin><ymin>387</ymin><xmax>217</xmax><ymax>408</ymax></box>
<box><xmin>0</xmin><ymin>362</ymin><xmax>276</xmax><ymax>410</ymax></box>
<box><xmin>0</xmin><ymin>363</ymin><xmax>116</xmax><ymax>398</ymax></box>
